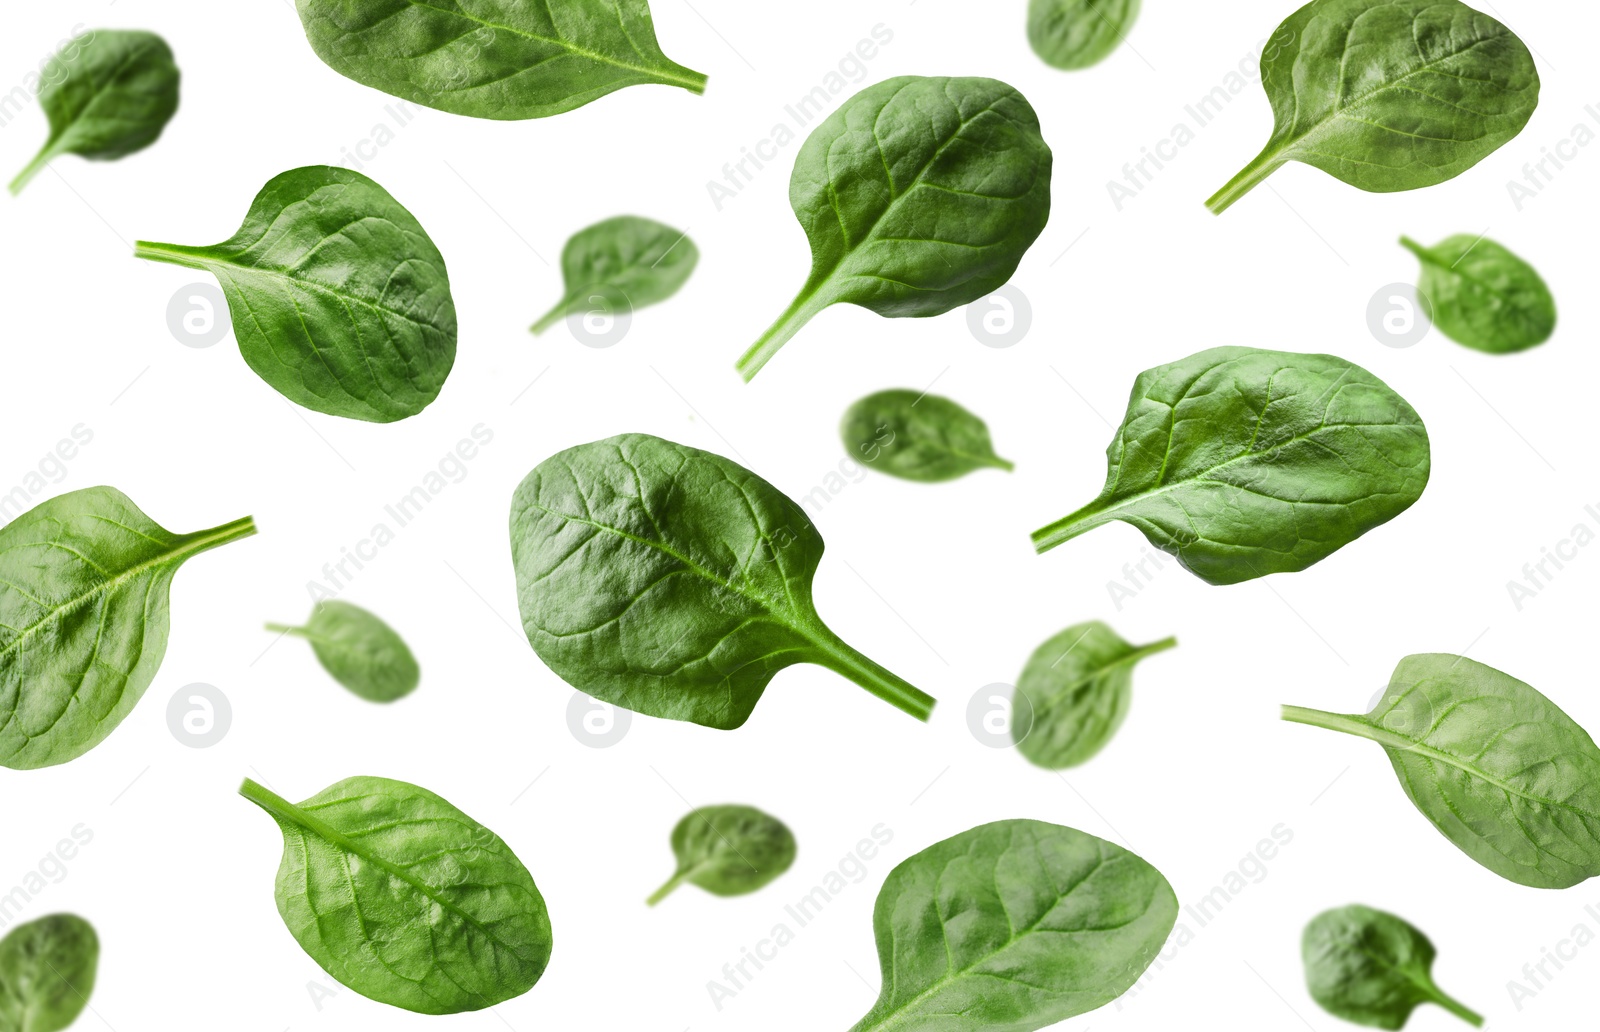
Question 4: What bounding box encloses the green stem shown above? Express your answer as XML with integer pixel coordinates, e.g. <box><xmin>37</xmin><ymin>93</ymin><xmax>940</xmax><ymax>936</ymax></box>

<box><xmin>988</xmin><ymin>455</ymin><xmax>1017</xmax><ymax>473</ymax></box>
<box><xmin>657</xmin><ymin>61</ymin><xmax>709</xmax><ymax>95</ymax></box>
<box><xmin>1431</xmin><ymin>988</ymin><xmax>1484</xmax><ymax>1028</ymax></box>
<box><xmin>9</xmin><ymin>144</ymin><xmax>55</xmax><ymax>196</ymax></box>
<box><xmin>1399</xmin><ymin>235</ymin><xmax>1430</xmax><ymax>261</ymax></box>
<box><xmin>646</xmin><ymin>871</ymin><xmax>687</xmax><ymax>907</ymax></box>
<box><xmin>133</xmin><ymin>240</ymin><xmax>217</xmax><ymax>272</ymax></box>
<box><xmin>735</xmin><ymin>277</ymin><xmax>832</xmax><ymax>382</ymax></box>
<box><xmin>264</xmin><ymin>622</ymin><xmax>307</xmax><ymax>637</ymax></box>
<box><xmin>806</xmin><ymin>623</ymin><xmax>936</xmax><ymax>722</ymax></box>
<box><xmin>1131</xmin><ymin>637</ymin><xmax>1179</xmax><ymax>662</ymax></box>
<box><xmin>1280</xmin><ymin>704</ymin><xmax>1379</xmax><ymax>739</ymax></box>
<box><xmin>530</xmin><ymin>292</ymin><xmax>580</xmax><ymax>335</ymax></box>
<box><xmin>181</xmin><ymin>515</ymin><xmax>258</xmax><ymax>554</ymax></box>
<box><xmin>1205</xmin><ymin>145</ymin><xmax>1288</xmax><ymax>215</ymax></box>
<box><xmin>1030</xmin><ymin>496</ymin><xmax>1115</xmax><ymax>554</ymax></box>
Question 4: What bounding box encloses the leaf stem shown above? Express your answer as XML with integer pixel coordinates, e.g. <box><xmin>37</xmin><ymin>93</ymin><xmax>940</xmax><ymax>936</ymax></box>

<box><xmin>9</xmin><ymin>145</ymin><xmax>55</xmax><ymax>196</ymax></box>
<box><xmin>1205</xmin><ymin>145</ymin><xmax>1288</xmax><ymax>215</ymax></box>
<box><xmin>1431</xmin><ymin>988</ymin><xmax>1484</xmax><ymax>1027</ymax></box>
<box><xmin>806</xmin><ymin>624</ymin><xmax>936</xmax><ymax>722</ymax></box>
<box><xmin>1398</xmin><ymin>235</ymin><xmax>1430</xmax><ymax>261</ymax></box>
<box><xmin>646</xmin><ymin>871</ymin><xmax>687</xmax><ymax>907</ymax></box>
<box><xmin>133</xmin><ymin>239</ymin><xmax>219</xmax><ymax>272</ymax></box>
<box><xmin>264</xmin><ymin>622</ymin><xmax>307</xmax><ymax>637</ymax></box>
<box><xmin>529</xmin><ymin>293</ymin><xmax>579</xmax><ymax>335</ymax></box>
<box><xmin>1030</xmin><ymin>496</ymin><xmax>1115</xmax><ymax>554</ymax></box>
<box><xmin>735</xmin><ymin>278</ymin><xmax>832</xmax><ymax>382</ymax></box>
<box><xmin>181</xmin><ymin>514</ymin><xmax>258</xmax><ymax>553</ymax></box>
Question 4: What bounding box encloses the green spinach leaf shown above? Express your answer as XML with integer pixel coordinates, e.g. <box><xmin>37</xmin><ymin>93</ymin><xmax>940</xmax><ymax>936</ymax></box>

<box><xmin>10</xmin><ymin>30</ymin><xmax>179</xmax><ymax>196</ymax></box>
<box><xmin>1013</xmin><ymin>622</ymin><xmax>1175</xmax><ymax>769</ymax></box>
<box><xmin>737</xmin><ymin>76</ymin><xmax>1053</xmax><ymax>380</ymax></box>
<box><xmin>1304</xmin><ymin>905</ymin><xmax>1482</xmax><ymax>1028</ymax></box>
<box><xmin>531</xmin><ymin>216</ymin><xmax>697</xmax><ymax>334</ymax></box>
<box><xmin>240</xmin><ymin>776</ymin><xmax>551</xmax><ymax>1014</ymax></box>
<box><xmin>1031</xmin><ymin>347</ymin><xmax>1431</xmax><ymax>585</ymax></box>
<box><xmin>849</xmin><ymin>820</ymin><xmax>1177</xmax><ymax>1032</ymax></box>
<box><xmin>647</xmin><ymin>805</ymin><xmax>796</xmax><ymax>906</ymax></box>
<box><xmin>295</xmin><ymin>0</ymin><xmax>707</xmax><ymax>120</ymax></box>
<box><xmin>267</xmin><ymin>601</ymin><xmax>419</xmax><ymax>702</ymax></box>
<box><xmin>842</xmin><ymin>389</ymin><xmax>1012</xmax><ymax>482</ymax></box>
<box><xmin>510</xmin><ymin>433</ymin><xmax>936</xmax><ymax>728</ymax></box>
<box><xmin>1283</xmin><ymin>654</ymin><xmax>1600</xmax><ymax>889</ymax></box>
<box><xmin>0</xmin><ymin>914</ymin><xmax>99</xmax><ymax>1032</ymax></box>
<box><xmin>134</xmin><ymin>166</ymin><xmax>457</xmax><ymax>423</ymax></box>
<box><xmin>1402</xmin><ymin>234</ymin><xmax>1555</xmax><ymax>354</ymax></box>
<box><xmin>1027</xmin><ymin>0</ymin><xmax>1141</xmax><ymax>70</ymax></box>
<box><xmin>1206</xmin><ymin>0</ymin><xmax>1538</xmax><ymax>214</ymax></box>
<box><xmin>0</xmin><ymin>487</ymin><xmax>255</xmax><ymax>770</ymax></box>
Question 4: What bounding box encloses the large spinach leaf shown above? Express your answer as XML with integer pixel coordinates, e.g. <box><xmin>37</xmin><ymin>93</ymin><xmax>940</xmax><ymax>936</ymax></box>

<box><xmin>1284</xmin><ymin>654</ymin><xmax>1600</xmax><ymax>889</ymax></box>
<box><xmin>1031</xmin><ymin>347</ymin><xmax>1431</xmax><ymax>585</ymax></box>
<box><xmin>510</xmin><ymin>433</ymin><xmax>935</xmax><ymax>728</ymax></box>
<box><xmin>1304</xmin><ymin>905</ymin><xmax>1482</xmax><ymax>1028</ymax></box>
<box><xmin>737</xmin><ymin>76</ymin><xmax>1052</xmax><ymax>380</ymax></box>
<box><xmin>531</xmin><ymin>216</ymin><xmax>697</xmax><ymax>334</ymax></box>
<box><xmin>1402</xmin><ymin>234</ymin><xmax>1555</xmax><ymax>354</ymax></box>
<box><xmin>240</xmin><ymin>776</ymin><xmax>551</xmax><ymax>1014</ymax></box>
<box><xmin>10</xmin><ymin>29</ymin><xmax>179</xmax><ymax>196</ymax></box>
<box><xmin>135</xmin><ymin>166</ymin><xmax>457</xmax><ymax>423</ymax></box>
<box><xmin>1013</xmin><ymin>622</ymin><xmax>1175</xmax><ymax>769</ymax></box>
<box><xmin>1206</xmin><ymin>0</ymin><xmax>1538</xmax><ymax>214</ymax></box>
<box><xmin>848</xmin><ymin>820</ymin><xmax>1177</xmax><ymax>1032</ymax></box>
<box><xmin>647</xmin><ymin>805</ymin><xmax>796</xmax><ymax>906</ymax></box>
<box><xmin>0</xmin><ymin>487</ymin><xmax>255</xmax><ymax>770</ymax></box>
<box><xmin>295</xmin><ymin>0</ymin><xmax>707</xmax><ymax>119</ymax></box>
<box><xmin>842</xmin><ymin>389</ymin><xmax>1012</xmax><ymax>483</ymax></box>
<box><xmin>267</xmin><ymin>601</ymin><xmax>419</xmax><ymax>702</ymax></box>
<box><xmin>0</xmin><ymin>914</ymin><xmax>98</xmax><ymax>1032</ymax></box>
<box><xmin>1027</xmin><ymin>0</ymin><xmax>1141</xmax><ymax>70</ymax></box>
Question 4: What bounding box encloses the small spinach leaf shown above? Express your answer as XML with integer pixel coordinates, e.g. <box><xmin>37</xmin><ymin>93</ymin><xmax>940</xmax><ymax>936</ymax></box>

<box><xmin>0</xmin><ymin>914</ymin><xmax>99</xmax><ymax>1032</ymax></box>
<box><xmin>1031</xmin><ymin>347</ymin><xmax>1431</xmax><ymax>585</ymax></box>
<box><xmin>1283</xmin><ymin>654</ymin><xmax>1600</xmax><ymax>889</ymax></box>
<box><xmin>295</xmin><ymin>0</ymin><xmax>707</xmax><ymax>119</ymax></box>
<box><xmin>1013</xmin><ymin>622</ymin><xmax>1175</xmax><ymax>769</ymax></box>
<box><xmin>531</xmin><ymin>216</ymin><xmax>697</xmax><ymax>335</ymax></box>
<box><xmin>0</xmin><ymin>487</ymin><xmax>255</xmax><ymax>770</ymax></box>
<box><xmin>135</xmin><ymin>166</ymin><xmax>457</xmax><ymax>423</ymax></box>
<box><xmin>849</xmin><ymin>820</ymin><xmax>1177</xmax><ymax>1032</ymax></box>
<box><xmin>1304</xmin><ymin>905</ymin><xmax>1483</xmax><ymax>1028</ymax></box>
<box><xmin>510</xmin><ymin>433</ymin><xmax>936</xmax><ymax>728</ymax></box>
<box><xmin>842</xmin><ymin>389</ymin><xmax>1013</xmax><ymax>482</ymax></box>
<box><xmin>1027</xmin><ymin>0</ymin><xmax>1141</xmax><ymax>70</ymax></box>
<box><xmin>240</xmin><ymin>776</ymin><xmax>552</xmax><ymax>1014</ymax></box>
<box><xmin>1206</xmin><ymin>0</ymin><xmax>1538</xmax><ymax>214</ymax></box>
<box><xmin>10</xmin><ymin>30</ymin><xmax>179</xmax><ymax>196</ymax></box>
<box><xmin>1402</xmin><ymin>234</ymin><xmax>1555</xmax><ymax>354</ymax></box>
<box><xmin>647</xmin><ymin>805</ymin><xmax>796</xmax><ymax>906</ymax></box>
<box><xmin>267</xmin><ymin>601</ymin><xmax>419</xmax><ymax>702</ymax></box>
<box><xmin>737</xmin><ymin>76</ymin><xmax>1053</xmax><ymax>380</ymax></box>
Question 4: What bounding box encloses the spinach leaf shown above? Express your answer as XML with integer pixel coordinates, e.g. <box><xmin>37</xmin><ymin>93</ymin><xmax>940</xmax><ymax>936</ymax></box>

<box><xmin>1013</xmin><ymin>622</ymin><xmax>1175</xmax><ymax>769</ymax></box>
<box><xmin>647</xmin><ymin>805</ymin><xmax>796</xmax><ymax>906</ymax></box>
<box><xmin>10</xmin><ymin>30</ymin><xmax>179</xmax><ymax>196</ymax></box>
<box><xmin>0</xmin><ymin>487</ymin><xmax>255</xmax><ymax>770</ymax></box>
<box><xmin>134</xmin><ymin>166</ymin><xmax>457</xmax><ymax>423</ymax></box>
<box><xmin>1206</xmin><ymin>0</ymin><xmax>1539</xmax><ymax>214</ymax></box>
<box><xmin>1027</xmin><ymin>0</ymin><xmax>1141</xmax><ymax>70</ymax></box>
<box><xmin>1304</xmin><ymin>905</ymin><xmax>1483</xmax><ymax>1028</ymax></box>
<box><xmin>0</xmin><ymin>914</ymin><xmax>98</xmax><ymax>1032</ymax></box>
<box><xmin>531</xmin><ymin>216</ymin><xmax>697</xmax><ymax>335</ymax></box>
<box><xmin>1031</xmin><ymin>347</ymin><xmax>1431</xmax><ymax>585</ymax></box>
<box><xmin>240</xmin><ymin>776</ymin><xmax>551</xmax><ymax>1014</ymax></box>
<box><xmin>1283</xmin><ymin>654</ymin><xmax>1600</xmax><ymax>889</ymax></box>
<box><xmin>510</xmin><ymin>433</ymin><xmax>936</xmax><ymax>728</ymax></box>
<box><xmin>737</xmin><ymin>76</ymin><xmax>1053</xmax><ymax>380</ymax></box>
<box><xmin>295</xmin><ymin>0</ymin><xmax>707</xmax><ymax>120</ymax></box>
<box><xmin>267</xmin><ymin>601</ymin><xmax>419</xmax><ymax>703</ymax></box>
<box><xmin>842</xmin><ymin>389</ymin><xmax>1013</xmax><ymax>483</ymax></box>
<box><xmin>849</xmin><ymin>820</ymin><xmax>1177</xmax><ymax>1032</ymax></box>
<box><xmin>1402</xmin><ymin>234</ymin><xmax>1555</xmax><ymax>354</ymax></box>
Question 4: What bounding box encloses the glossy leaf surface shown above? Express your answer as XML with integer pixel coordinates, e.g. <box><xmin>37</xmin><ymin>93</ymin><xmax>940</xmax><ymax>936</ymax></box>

<box><xmin>1304</xmin><ymin>905</ymin><xmax>1483</xmax><ymax>1028</ymax></box>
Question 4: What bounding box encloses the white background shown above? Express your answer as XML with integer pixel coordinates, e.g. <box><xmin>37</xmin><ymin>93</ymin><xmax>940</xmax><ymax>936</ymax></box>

<box><xmin>1</xmin><ymin>0</ymin><xmax>1595</xmax><ymax>1029</ymax></box>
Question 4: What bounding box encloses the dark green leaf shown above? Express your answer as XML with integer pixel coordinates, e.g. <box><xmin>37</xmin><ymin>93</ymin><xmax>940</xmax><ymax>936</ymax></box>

<box><xmin>1402</xmin><ymin>234</ymin><xmax>1555</xmax><ymax>354</ymax></box>
<box><xmin>1283</xmin><ymin>654</ymin><xmax>1600</xmax><ymax>889</ymax></box>
<box><xmin>0</xmin><ymin>487</ymin><xmax>255</xmax><ymax>770</ymax></box>
<box><xmin>849</xmin><ymin>820</ymin><xmax>1177</xmax><ymax>1032</ymax></box>
<box><xmin>737</xmin><ymin>76</ymin><xmax>1053</xmax><ymax>379</ymax></box>
<box><xmin>1031</xmin><ymin>347</ymin><xmax>1431</xmax><ymax>585</ymax></box>
<box><xmin>0</xmin><ymin>914</ymin><xmax>99</xmax><ymax>1032</ymax></box>
<box><xmin>1304</xmin><ymin>905</ymin><xmax>1483</xmax><ymax>1028</ymax></box>
<box><xmin>509</xmin><ymin>433</ymin><xmax>936</xmax><ymax>729</ymax></box>
<box><xmin>531</xmin><ymin>216</ymin><xmax>697</xmax><ymax>334</ymax></box>
<box><xmin>295</xmin><ymin>0</ymin><xmax>707</xmax><ymax>119</ymax></box>
<box><xmin>267</xmin><ymin>601</ymin><xmax>420</xmax><ymax>702</ymax></box>
<box><xmin>1206</xmin><ymin>0</ymin><xmax>1538</xmax><ymax>214</ymax></box>
<box><xmin>1027</xmin><ymin>0</ymin><xmax>1141</xmax><ymax>70</ymax></box>
<box><xmin>647</xmin><ymin>805</ymin><xmax>796</xmax><ymax>906</ymax></box>
<box><xmin>1013</xmin><ymin>622</ymin><xmax>1175</xmax><ymax>769</ymax></box>
<box><xmin>240</xmin><ymin>776</ymin><xmax>552</xmax><ymax>1014</ymax></box>
<box><xmin>10</xmin><ymin>30</ymin><xmax>179</xmax><ymax>195</ymax></box>
<box><xmin>134</xmin><ymin>166</ymin><xmax>457</xmax><ymax>422</ymax></box>
<box><xmin>842</xmin><ymin>389</ymin><xmax>1013</xmax><ymax>482</ymax></box>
